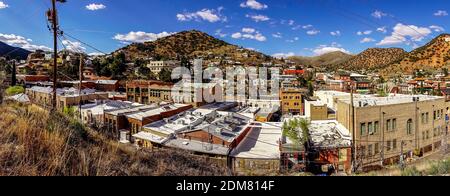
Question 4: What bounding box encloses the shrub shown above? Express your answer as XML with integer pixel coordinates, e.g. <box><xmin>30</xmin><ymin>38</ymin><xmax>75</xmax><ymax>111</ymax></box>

<box><xmin>401</xmin><ymin>166</ymin><xmax>422</xmax><ymax>176</ymax></box>
<box><xmin>5</xmin><ymin>86</ymin><xmax>24</xmax><ymax>96</ymax></box>
<box><xmin>426</xmin><ymin>159</ymin><xmax>450</xmax><ymax>176</ymax></box>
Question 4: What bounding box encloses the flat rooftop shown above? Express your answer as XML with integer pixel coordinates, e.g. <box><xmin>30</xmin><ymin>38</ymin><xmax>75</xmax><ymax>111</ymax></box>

<box><xmin>308</xmin><ymin>100</ymin><xmax>326</xmax><ymax>107</ymax></box>
<box><xmin>308</xmin><ymin>120</ymin><xmax>352</xmax><ymax>149</ymax></box>
<box><xmin>164</xmin><ymin>138</ymin><xmax>230</xmax><ymax>156</ymax></box>
<box><xmin>125</xmin><ymin>103</ymin><xmax>190</xmax><ymax>121</ymax></box>
<box><xmin>340</xmin><ymin>94</ymin><xmax>443</xmax><ymax>107</ymax></box>
<box><xmin>28</xmin><ymin>86</ymin><xmax>105</xmax><ymax>97</ymax></box>
<box><xmin>230</xmin><ymin>122</ymin><xmax>282</xmax><ymax>160</ymax></box>
<box><xmin>283</xmin><ymin>117</ymin><xmax>352</xmax><ymax>149</ymax></box>
<box><xmin>105</xmin><ymin>104</ymin><xmax>158</xmax><ymax>116</ymax></box>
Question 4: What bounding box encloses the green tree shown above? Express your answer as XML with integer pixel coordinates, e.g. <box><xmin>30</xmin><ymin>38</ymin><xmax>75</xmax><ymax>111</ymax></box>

<box><xmin>443</xmin><ymin>68</ymin><xmax>449</xmax><ymax>77</ymax></box>
<box><xmin>159</xmin><ymin>68</ymin><xmax>172</xmax><ymax>82</ymax></box>
<box><xmin>137</xmin><ymin>66</ymin><xmax>157</xmax><ymax>80</ymax></box>
<box><xmin>307</xmin><ymin>81</ymin><xmax>314</xmax><ymax>97</ymax></box>
<box><xmin>282</xmin><ymin>118</ymin><xmax>311</xmax><ymax>149</ymax></box>
<box><xmin>299</xmin><ymin>118</ymin><xmax>311</xmax><ymax>147</ymax></box>
<box><xmin>282</xmin><ymin>119</ymin><xmax>301</xmax><ymax>148</ymax></box>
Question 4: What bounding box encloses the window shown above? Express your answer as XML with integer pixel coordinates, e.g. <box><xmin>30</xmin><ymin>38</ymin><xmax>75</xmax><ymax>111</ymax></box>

<box><xmin>360</xmin><ymin>123</ymin><xmax>366</xmax><ymax>136</ymax></box>
<box><xmin>407</xmin><ymin>119</ymin><xmax>413</xmax><ymax>135</ymax></box>
<box><xmin>375</xmin><ymin>143</ymin><xmax>379</xmax><ymax>155</ymax></box>
<box><xmin>386</xmin><ymin>119</ymin><xmax>391</xmax><ymax>132</ymax></box>
<box><xmin>374</xmin><ymin>121</ymin><xmax>379</xmax><ymax>134</ymax></box>
<box><xmin>387</xmin><ymin>140</ymin><xmax>391</xmax><ymax>151</ymax></box>
<box><xmin>393</xmin><ymin>139</ymin><xmax>397</xmax><ymax>150</ymax></box>
<box><xmin>368</xmin><ymin>122</ymin><xmax>373</xmax><ymax>135</ymax></box>
<box><xmin>421</xmin><ymin>113</ymin><xmax>425</xmax><ymax>124</ymax></box>
<box><xmin>368</xmin><ymin>145</ymin><xmax>373</xmax><ymax>157</ymax></box>
<box><xmin>392</xmin><ymin>119</ymin><xmax>397</xmax><ymax>131</ymax></box>
<box><xmin>426</xmin><ymin>130</ymin><xmax>430</xmax><ymax>140</ymax></box>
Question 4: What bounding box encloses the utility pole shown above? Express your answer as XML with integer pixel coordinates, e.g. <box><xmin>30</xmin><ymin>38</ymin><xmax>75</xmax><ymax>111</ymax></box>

<box><xmin>48</xmin><ymin>0</ymin><xmax>66</xmax><ymax>110</ymax></box>
<box><xmin>79</xmin><ymin>53</ymin><xmax>83</xmax><ymax>120</ymax></box>
<box><xmin>381</xmin><ymin>112</ymin><xmax>386</xmax><ymax>166</ymax></box>
<box><xmin>350</xmin><ymin>88</ymin><xmax>357</xmax><ymax>173</ymax></box>
<box><xmin>51</xmin><ymin>0</ymin><xmax>58</xmax><ymax>110</ymax></box>
<box><xmin>11</xmin><ymin>59</ymin><xmax>16</xmax><ymax>86</ymax></box>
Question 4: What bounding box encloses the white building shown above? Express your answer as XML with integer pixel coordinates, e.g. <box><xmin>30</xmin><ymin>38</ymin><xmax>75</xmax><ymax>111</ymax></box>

<box><xmin>147</xmin><ymin>60</ymin><xmax>180</xmax><ymax>74</ymax></box>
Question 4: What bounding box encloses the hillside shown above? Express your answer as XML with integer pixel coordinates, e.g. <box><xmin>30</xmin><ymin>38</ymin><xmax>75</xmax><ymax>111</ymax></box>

<box><xmin>0</xmin><ymin>103</ymin><xmax>228</xmax><ymax>176</ymax></box>
<box><xmin>288</xmin><ymin>51</ymin><xmax>353</xmax><ymax>70</ymax></box>
<box><xmin>342</xmin><ymin>48</ymin><xmax>407</xmax><ymax>71</ymax></box>
<box><xmin>0</xmin><ymin>42</ymin><xmax>30</xmax><ymax>60</ymax></box>
<box><xmin>116</xmin><ymin>30</ymin><xmax>275</xmax><ymax>66</ymax></box>
<box><xmin>384</xmin><ymin>34</ymin><xmax>450</xmax><ymax>75</ymax></box>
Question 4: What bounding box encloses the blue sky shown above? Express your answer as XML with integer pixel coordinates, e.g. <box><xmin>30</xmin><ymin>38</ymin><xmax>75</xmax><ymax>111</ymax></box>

<box><xmin>0</xmin><ymin>0</ymin><xmax>449</xmax><ymax>57</ymax></box>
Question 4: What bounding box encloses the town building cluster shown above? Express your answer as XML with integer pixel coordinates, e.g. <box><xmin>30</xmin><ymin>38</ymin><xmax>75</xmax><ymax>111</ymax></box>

<box><xmin>3</xmin><ymin>51</ymin><xmax>450</xmax><ymax>175</ymax></box>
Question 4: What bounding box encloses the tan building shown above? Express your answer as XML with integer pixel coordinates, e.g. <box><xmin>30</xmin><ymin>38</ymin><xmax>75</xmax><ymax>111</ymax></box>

<box><xmin>280</xmin><ymin>88</ymin><xmax>303</xmax><ymax>115</ymax></box>
<box><xmin>147</xmin><ymin>60</ymin><xmax>180</xmax><ymax>75</ymax></box>
<box><xmin>305</xmin><ymin>100</ymin><xmax>329</xmax><ymax>121</ymax></box>
<box><xmin>336</xmin><ymin>95</ymin><xmax>448</xmax><ymax>170</ymax></box>
<box><xmin>126</xmin><ymin>80</ymin><xmax>173</xmax><ymax>104</ymax></box>
<box><xmin>26</xmin><ymin>86</ymin><xmax>109</xmax><ymax>111</ymax></box>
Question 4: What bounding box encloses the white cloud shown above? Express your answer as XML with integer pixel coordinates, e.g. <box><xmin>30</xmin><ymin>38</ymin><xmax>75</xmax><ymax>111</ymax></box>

<box><xmin>231</xmin><ymin>29</ymin><xmax>266</xmax><ymax>42</ymax></box>
<box><xmin>430</xmin><ymin>25</ymin><xmax>445</xmax><ymax>32</ymax></box>
<box><xmin>215</xmin><ymin>29</ymin><xmax>227</xmax><ymax>38</ymax></box>
<box><xmin>286</xmin><ymin>37</ymin><xmax>299</xmax><ymax>43</ymax></box>
<box><xmin>372</xmin><ymin>10</ymin><xmax>387</xmax><ymax>19</ymax></box>
<box><xmin>288</xmin><ymin>20</ymin><xmax>295</xmax><ymax>26</ymax></box>
<box><xmin>330</xmin><ymin>30</ymin><xmax>341</xmax><ymax>36</ymax></box>
<box><xmin>0</xmin><ymin>1</ymin><xmax>8</xmax><ymax>9</ymax></box>
<box><xmin>291</xmin><ymin>25</ymin><xmax>302</xmax><ymax>30</ymax></box>
<box><xmin>0</xmin><ymin>33</ymin><xmax>51</xmax><ymax>51</ymax></box>
<box><xmin>88</xmin><ymin>52</ymin><xmax>105</xmax><ymax>56</ymax></box>
<box><xmin>245</xmin><ymin>14</ymin><xmax>270</xmax><ymax>22</ymax></box>
<box><xmin>434</xmin><ymin>10</ymin><xmax>448</xmax><ymax>16</ymax></box>
<box><xmin>272</xmin><ymin>52</ymin><xmax>295</xmax><ymax>59</ymax></box>
<box><xmin>22</xmin><ymin>44</ymin><xmax>52</xmax><ymax>52</ymax></box>
<box><xmin>272</xmin><ymin>32</ymin><xmax>282</xmax><ymax>38</ymax></box>
<box><xmin>242</xmin><ymin>28</ymin><xmax>256</xmax><ymax>33</ymax></box>
<box><xmin>357</xmin><ymin>30</ymin><xmax>372</xmax><ymax>35</ymax></box>
<box><xmin>86</xmin><ymin>3</ymin><xmax>106</xmax><ymax>11</ymax></box>
<box><xmin>360</xmin><ymin>37</ymin><xmax>376</xmax><ymax>43</ymax></box>
<box><xmin>231</xmin><ymin>32</ymin><xmax>242</xmax><ymax>39</ymax></box>
<box><xmin>377</xmin><ymin>26</ymin><xmax>387</xmax><ymax>33</ymax></box>
<box><xmin>113</xmin><ymin>31</ymin><xmax>175</xmax><ymax>43</ymax></box>
<box><xmin>307</xmin><ymin>30</ymin><xmax>320</xmax><ymax>35</ymax></box>
<box><xmin>240</xmin><ymin>0</ymin><xmax>268</xmax><ymax>10</ymax></box>
<box><xmin>377</xmin><ymin>23</ymin><xmax>432</xmax><ymax>46</ymax></box>
<box><xmin>177</xmin><ymin>8</ymin><xmax>226</xmax><ymax>23</ymax></box>
<box><xmin>62</xmin><ymin>40</ymin><xmax>86</xmax><ymax>52</ymax></box>
<box><xmin>302</xmin><ymin>25</ymin><xmax>313</xmax><ymax>29</ymax></box>
<box><xmin>312</xmin><ymin>43</ymin><xmax>350</xmax><ymax>56</ymax></box>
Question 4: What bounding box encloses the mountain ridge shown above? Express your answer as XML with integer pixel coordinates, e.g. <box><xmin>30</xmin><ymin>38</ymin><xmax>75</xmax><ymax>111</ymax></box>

<box><xmin>115</xmin><ymin>30</ymin><xmax>276</xmax><ymax>66</ymax></box>
<box><xmin>0</xmin><ymin>41</ymin><xmax>31</xmax><ymax>60</ymax></box>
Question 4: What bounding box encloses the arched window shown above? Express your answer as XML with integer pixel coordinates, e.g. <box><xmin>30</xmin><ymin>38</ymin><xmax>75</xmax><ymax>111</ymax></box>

<box><xmin>407</xmin><ymin>119</ymin><xmax>413</xmax><ymax>135</ymax></box>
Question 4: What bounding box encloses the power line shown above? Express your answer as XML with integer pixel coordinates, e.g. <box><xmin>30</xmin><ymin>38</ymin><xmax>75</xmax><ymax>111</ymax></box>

<box><xmin>360</xmin><ymin>0</ymin><xmax>430</xmax><ymax>43</ymax></box>
<box><xmin>311</xmin><ymin>0</ymin><xmax>414</xmax><ymax>45</ymax></box>
<box><xmin>63</xmin><ymin>32</ymin><xmax>108</xmax><ymax>55</ymax></box>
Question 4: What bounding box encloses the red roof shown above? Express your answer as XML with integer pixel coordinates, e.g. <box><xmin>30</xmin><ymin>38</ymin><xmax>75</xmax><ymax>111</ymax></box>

<box><xmin>283</xmin><ymin>69</ymin><xmax>305</xmax><ymax>75</ymax></box>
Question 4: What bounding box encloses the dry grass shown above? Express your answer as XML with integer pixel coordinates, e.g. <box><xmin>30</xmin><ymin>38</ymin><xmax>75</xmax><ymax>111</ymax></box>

<box><xmin>0</xmin><ymin>103</ymin><xmax>228</xmax><ymax>176</ymax></box>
